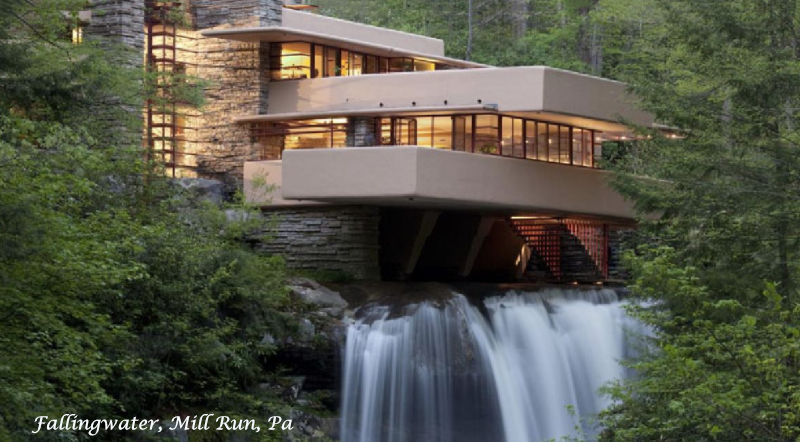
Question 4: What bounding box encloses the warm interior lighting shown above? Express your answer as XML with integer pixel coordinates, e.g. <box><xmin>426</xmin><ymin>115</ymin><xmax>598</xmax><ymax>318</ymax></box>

<box><xmin>511</xmin><ymin>216</ymin><xmax>551</xmax><ymax>220</ymax></box>
<box><xmin>307</xmin><ymin>118</ymin><xmax>348</xmax><ymax>124</ymax></box>
<box><xmin>280</xmin><ymin>43</ymin><xmax>311</xmax><ymax>79</ymax></box>
<box><xmin>72</xmin><ymin>27</ymin><xmax>83</xmax><ymax>45</ymax></box>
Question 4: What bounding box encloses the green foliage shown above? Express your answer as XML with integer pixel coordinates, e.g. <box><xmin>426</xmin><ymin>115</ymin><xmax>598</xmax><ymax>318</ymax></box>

<box><xmin>0</xmin><ymin>2</ymin><xmax>299</xmax><ymax>441</ymax></box>
<box><xmin>314</xmin><ymin>0</ymin><xmax>594</xmax><ymax>71</ymax></box>
<box><xmin>596</xmin><ymin>0</ymin><xmax>800</xmax><ymax>440</ymax></box>
<box><xmin>601</xmin><ymin>248</ymin><xmax>800</xmax><ymax>441</ymax></box>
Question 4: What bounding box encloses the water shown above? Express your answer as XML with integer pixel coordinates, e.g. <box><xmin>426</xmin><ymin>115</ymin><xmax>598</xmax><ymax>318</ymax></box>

<box><xmin>340</xmin><ymin>288</ymin><xmax>643</xmax><ymax>442</ymax></box>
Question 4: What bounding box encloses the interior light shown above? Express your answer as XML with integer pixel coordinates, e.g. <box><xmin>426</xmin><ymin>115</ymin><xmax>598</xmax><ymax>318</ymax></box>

<box><xmin>72</xmin><ymin>27</ymin><xmax>83</xmax><ymax>45</ymax></box>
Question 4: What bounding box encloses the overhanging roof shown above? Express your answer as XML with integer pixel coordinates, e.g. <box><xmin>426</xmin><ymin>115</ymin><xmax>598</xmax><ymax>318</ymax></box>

<box><xmin>234</xmin><ymin>104</ymin><xmax>498</xmax><ymax>123</ymax></box>
<box><xmin>201</xmin><ymin>27</ymin><xmax>489</xmax><ymax>69</ymax></box>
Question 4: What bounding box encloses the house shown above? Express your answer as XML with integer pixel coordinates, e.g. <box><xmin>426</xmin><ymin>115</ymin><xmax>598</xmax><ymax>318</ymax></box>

<box><xmin>94</xmin><ymin>0</ymin><xmax>657</xmax><ymax>282</ymax></box>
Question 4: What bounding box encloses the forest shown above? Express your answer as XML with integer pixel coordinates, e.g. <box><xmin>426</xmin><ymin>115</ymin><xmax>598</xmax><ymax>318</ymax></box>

<box><xmin>3</xmin><ymin>0</ymin><xmax>800</xmax><ymax>441</ymax></box>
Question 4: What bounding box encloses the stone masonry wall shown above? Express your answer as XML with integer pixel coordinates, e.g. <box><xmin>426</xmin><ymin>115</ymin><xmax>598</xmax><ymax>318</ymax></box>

<box><xmin>181</xmin><ymin>0</ymin><xmax>283</xmax><ymax>190</ymax></box>
<box><xmin>85</xmin><ymin>0</ymin><xmax>146</xmax><ymax>148</ymax></box>
<box><xmin>86</xmin><ymin>0</ymin><xmax>146</xmax><ymax>56</ymax></box>
<box><xmin>608</xmin><ymin>227</ymin><xmax>636</xmax><ymax>281</ymax></box>
<box><xmin>345</xmin><ymin>117</ymin><xmax>378</xmax><ymax>147</ymax></box>
<box><xmin>257</xmin><ymin>207</ymin><xmax>381</xmax><ymax>280</ymax></box>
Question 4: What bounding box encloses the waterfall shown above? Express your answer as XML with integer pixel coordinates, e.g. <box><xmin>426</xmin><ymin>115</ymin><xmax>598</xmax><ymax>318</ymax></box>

<box><xmin>340</xmin><ymin>288</ymin><xmax>643</xmax><ymax>442</ymax></box>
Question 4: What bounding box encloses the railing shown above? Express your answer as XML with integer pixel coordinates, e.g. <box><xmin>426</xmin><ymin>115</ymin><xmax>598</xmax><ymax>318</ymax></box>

<box><xmin>509</xmin><ymin>218</ymin><xmax>610</xmax><ymax>282</ymax></box>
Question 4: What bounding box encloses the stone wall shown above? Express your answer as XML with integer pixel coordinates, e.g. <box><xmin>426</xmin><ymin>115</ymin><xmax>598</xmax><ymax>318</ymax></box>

<box><xmin>170</xmin><ymin>0</ymin><xmax>283</xmax><ymax>189</ymax></box>
<box><xmin>85</xmin><ymin>0</ymin><xmax>146</xmax><ymax>148</ymax></box>
<box><xmin>257</xmin><ymin>207</ymin><xmax>381</xmax><ymax>280</ymax></box>
<box><xmin>191</xmin><ymin>0</ymin><xmax>282</xmax><ymax>28</ymax></box>
<box><xmin>86</xmin><ymin>0</ymin><xmax>146</xmax><ymax>58</ymax></box>
<box><xmin>345</xmin><ymin>117</ymin><xmax>378</xmax><ymax>147</ymax></box>
<box><xmin>608</xmin><ymin>227</ymin><xmax>636</xmax><ymax>281</ymax></box>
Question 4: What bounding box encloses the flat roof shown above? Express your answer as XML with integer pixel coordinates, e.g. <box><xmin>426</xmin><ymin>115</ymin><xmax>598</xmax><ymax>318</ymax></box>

<box><xmin>234</xmin><ymin>104</ymin><xmax>498</xmax><ymax>123</ymax></box>
<box><xmin>202</xmin><ymin>26</ymin><xmax>488</xmax><ymax>69</ymax></box>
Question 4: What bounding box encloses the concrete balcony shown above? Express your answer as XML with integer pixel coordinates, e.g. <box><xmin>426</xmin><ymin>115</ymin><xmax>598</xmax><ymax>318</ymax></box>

<box><xmin>254</xmin><ymin>67</ymin><xmax>653</xmax><ymax>136</ymax></box>
<box><xmin>244</xmin><ymin>146</ymin><xmax>634</xmax><ymax>220</ymax></box>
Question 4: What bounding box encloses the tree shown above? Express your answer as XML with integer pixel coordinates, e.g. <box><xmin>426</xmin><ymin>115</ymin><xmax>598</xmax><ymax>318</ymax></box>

<box><xmin>0</xmin><ymin>1</ymin><xmax>296</xmax><ymax>440</ymax></box>
<box><xmin>597</xmin><ymin>0</ymin><xmax>800</xmax><ymax>440</ymax></box>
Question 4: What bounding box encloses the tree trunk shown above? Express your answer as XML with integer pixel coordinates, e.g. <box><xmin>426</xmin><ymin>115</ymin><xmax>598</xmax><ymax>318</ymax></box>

<box><xmin>509</xmin><ymin>0</ymin><xmax>528</xmax><ymax>38</ymax></box>
<box><xmin>467</xmin><ymin>0</ymin><xmax>474</xmax><ymax>60</ymax></box>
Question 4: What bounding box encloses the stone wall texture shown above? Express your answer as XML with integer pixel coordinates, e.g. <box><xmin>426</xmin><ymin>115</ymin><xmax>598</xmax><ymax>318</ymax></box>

<box><xmin>345</xmin><ymin>117</ymin><xmax>377</xmax><ymax>147</ymax></box>
<box><xmin>608</xmin><ymin>227</ymin><xmax>635</xmax><ymax>281</ymax></box>
<box><xmin>85</xmin><ymin>0</ymin><xmax>146</xmax><ymax>148</ymax></box>
<box><xmin>86</xmin><ymin>0</ymin><xmax>146</xmax><ymax>57</ymax></box>
<box><xmin>168</xmin><ymin>0</ymin><xmax>283</xmax><ymax>188</ymax></box>
<box><xmin>257</xmin><ymin>207</ymin><xmax>381</xmax><ymax>280</ymax></box>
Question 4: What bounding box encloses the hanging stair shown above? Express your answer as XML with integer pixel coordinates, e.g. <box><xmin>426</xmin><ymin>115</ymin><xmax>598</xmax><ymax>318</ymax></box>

<box><xmin>509</xmin><ymin>218</ymin><xmax>609</xmax><ymax>283</ymax></box>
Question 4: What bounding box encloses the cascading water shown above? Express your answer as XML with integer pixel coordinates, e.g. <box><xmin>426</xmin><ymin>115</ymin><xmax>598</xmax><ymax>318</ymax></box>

<box><xmin>340</xmin><ymin>288</ymin><xmax>644</xmax><ymax>442</ymax></box>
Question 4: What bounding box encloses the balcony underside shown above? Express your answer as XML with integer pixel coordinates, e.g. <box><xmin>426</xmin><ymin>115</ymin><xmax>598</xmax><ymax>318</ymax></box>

<box><xmin>244</xmin><ymin>146</ymin><xmax>635</xmax><ymax>220</ymax></box>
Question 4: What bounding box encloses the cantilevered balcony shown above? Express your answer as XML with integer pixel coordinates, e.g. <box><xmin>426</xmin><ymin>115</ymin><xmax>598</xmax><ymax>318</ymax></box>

<box><xmin>244</xmin><ymin>146</ymin><xmax>634</xmax><ymax>220</ymax></box>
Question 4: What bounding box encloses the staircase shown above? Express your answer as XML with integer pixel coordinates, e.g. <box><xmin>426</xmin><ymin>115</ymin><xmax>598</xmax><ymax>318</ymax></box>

<box><xmin>509</xmin><ymin>218</ymin><xmax>609</xmax><ymax>283</ymax></box>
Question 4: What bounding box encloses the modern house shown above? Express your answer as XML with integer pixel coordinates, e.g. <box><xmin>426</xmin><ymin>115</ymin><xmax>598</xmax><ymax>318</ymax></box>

<box><xmin>90</xmin><ymin>0</ymin><xmax>656</xmax><ymax>282</ymax></box>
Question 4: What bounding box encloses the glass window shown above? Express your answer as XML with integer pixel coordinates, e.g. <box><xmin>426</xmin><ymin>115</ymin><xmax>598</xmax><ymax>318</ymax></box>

<box><xmin>379</xmin><ymin>118</ymin><xmax>392</xmax><ymax>145</ymax></box>
<box><xmin>465</xmin><ymin>116</ymin><xmax>474</xmax><ymax>153</ymax></box>
<box><xmin>340</xmin><ymin>50</ymin><xmax>350</xmax><ymax>76</ymax></box>
<box><xmin>453</xmin><ymin>116</ymin><xmax>474</xmax><ymax>152</ymax></box>
<box><xmin>573</xmin><ymin>129</ymin><xmax>584</xmax><ymax>166</ymax></box>
<box><xmin>270</xmin><ymin>42</ymin><xmax>312</xmax><ymax>80</ymax></box>
<box><xmin>453</xmin><ymin>116</ymin><xmax>466</xmax><ymax>152</ymax></box>
<box><xmin>282</xmin><ymin>118</ymin><xmax>348</xmax><ymax>150</ymax></box>
<box><xmin>548</xmin><ymin>124</ymin><xmax>560</xmax><ymax>162</ymax></box>
<box><xmin>559</xmin><ymin>126</ymin><xmax>571</xmax><ymax>164</ymax></box>
<box><xmin>351</xmin><ymin>53</ymin><xmax>363</xmax><ymax>76</ymax></box>
<box><xmin>325</xmin><ymin>46</ymin><xmax>338</xmax><ymax>77</ymax></box>
<box><xmin>537</xmin><ymin>122</ymin><xmax>548</xmax><ymax>161</ymax></box>
<box><xmin>313</xmin><ymin>45</ymin><xmax>324</xmax><ymax>78</ymax></box>
<box><xmin>365</xmin><ymin>55</ymin><xmax>378</xmax><ymax>74</ymax></box>
<box><xmin>416</xmin><ymin>117</ymin><xmax>433</xmax><ymax>147</ymax></box>
<box><xmin>594</xmin><ymin>136</ymin><xmax>603</xmax><ymax>166</ymax></box>
<box><xmin>432</xmin><ymin>116</ymin><xmax>452</xmax><ymax>149</ymax></box>
<box><xmin>525</xmin><ymin>120</ymin><xmax>537</xmax><ymax>160</ymax></box>
<box><xmin>393</xmin><ymin>118</ymin><xmax>417</xmax><ymax>145</ymax></box>
<box><xmin>513</xmin><ymin>118</ymin><xmax>524</xmax><ymax>158</ymax></box>
<box><xmin>379</xmin><ymin>57</ymin><xmax>389</xmax><ymax>73</ymax></box>
<box><xmin>414</xmin><ymin>59</ymin><xmax>435</xmax><ymax>72</ymax></box>
<box><xmin>475</xmin><ymin>115</ymin><xmax>499</xmax><ymax>155</ymax></box>
<box><xmin>583</xmin><ymin>130</ymin><xmax>593</xmax><ymax>167</ymax></box>
<box><xmin>501</xmin><ymin>116</ymin><xmax>513</xmax><ymax>156</ymax></box>
<box><xmin>390</xmin><ymin>58</ymin><xmax>414</xmax><ymax>72</ymax></box>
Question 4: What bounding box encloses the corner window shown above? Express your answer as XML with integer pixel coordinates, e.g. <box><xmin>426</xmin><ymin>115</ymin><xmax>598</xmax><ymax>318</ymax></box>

<box><xmin>269</xmin><ymin>42</ymin><xmax>312</xmax><ymax>80</ymax></box>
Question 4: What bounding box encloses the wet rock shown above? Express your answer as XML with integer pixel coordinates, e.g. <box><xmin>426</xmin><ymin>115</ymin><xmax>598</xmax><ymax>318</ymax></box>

<box><xmin>173</xmin><ymin>178</ymin><xmax>224</xmax><ymax>204</ymax></box>
<box><xmin>289</xmin><ymin>277</ymin><xmax>348</xmax><ymax>317</ymax></box>
<box><xmin>297</xmin><ymin>318</ymin><xmax>315</xmax><ymax>343</ymax></box>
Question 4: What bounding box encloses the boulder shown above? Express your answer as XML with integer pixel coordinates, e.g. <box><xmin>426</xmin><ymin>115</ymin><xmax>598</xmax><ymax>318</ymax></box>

<box><xmin>288</xmin><ymin>278</ymin><xmax>348</xmax><ymax>317</ymax></box>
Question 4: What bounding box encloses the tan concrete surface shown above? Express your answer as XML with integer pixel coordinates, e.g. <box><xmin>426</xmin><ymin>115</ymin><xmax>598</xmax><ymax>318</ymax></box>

<box><xmin>244</xmin><ymin>147</ymin><xmax>636</xmax><ymax>219</ymax></box>
<box><xmin>282</xmin><ymin>9</ymin><xmax>444</xmax><ymax>56</ymax></box>
<box><xmin>266</xmin><ymin>67</ymin><xmax>653</xmax><ymax>132</ymax></box>
<box><xmin>243</xmin><ymin>160</ymin><xmax>325</xmax><ymax>208</ymax></box>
